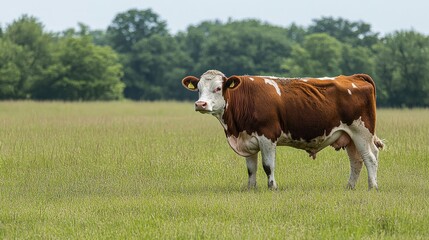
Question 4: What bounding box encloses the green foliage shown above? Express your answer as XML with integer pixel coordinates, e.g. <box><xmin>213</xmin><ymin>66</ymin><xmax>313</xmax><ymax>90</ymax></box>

<box><xmin>182</xmin><ymin>20</ymin><xmax>292</xmax><ymax>76</ymax></box>
<box><xmin>1</xmin><ymin>11</ymin><xmax>429</xmax><ymax>106</ymax></box>
<box><xmin>286</xmin><ymin>23</ymin><xmax>307</xmax><ymax>43</ymax></box>
<box><xmin>107</xmin><ymin>8</ymin><xmax>168</xmax><ymax>53</ymax></box>
<box><xmin>32</xmin><ymin>34</ymin><xmax>124</xmax><ymax>100</ymax></box>
<box><xmin>123</xmin><ymin>34</ymin><xmax>192</xmax><ymax>100</ymax></box>
<box><xmin>340</xmin><ymin>44</ymin><xmax>375</xmax><ymax>75</ymax></box>
<box><xmin>283</xmin><ymin>33</ymin><xmax>342</xmax><ymax>76</ymax></box>
<box><xmin>1</xmin><ymin>15</ymin><xmax>52</xmax><ymax>99</ymax></box>
<box><xmin>90</xmin><ymin>29</ymin><xmax>109</xmax><ymax>46</ymax></box>
<box><xmin>106</xmin><ymin>8</ymin><xmax>188</xmax><ymax>100</ymax></box>
<box><xmin>309</xmin><ymin>17</ymin><xmax>379</xmax><ymax>48</ymax></box>
<box><xmin>1</xmin><ymin>102</ymin><xmax>428</xmax><ymax>238</ymax></box>
<box><xmin>0</xmin><ymin>39</ymin><xmax>25</xmax><ymax>99</ymax></box>
<box><xmin>374</xmin><ymin>31</ymin><xmax>429</xmax><ymax>107</ymax></box>
<box><xmin>0</xmin><ymin>17</ymin><xmax>124</xmax><ymax>100</ymax></box>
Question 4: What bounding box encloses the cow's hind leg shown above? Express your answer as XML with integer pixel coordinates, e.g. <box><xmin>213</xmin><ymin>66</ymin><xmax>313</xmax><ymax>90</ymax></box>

<box><xmin>246</xmin><ymin>153</ymin><xmax>258</xmax><ymax>189</ymax></box>
<box><xmin>259</xmin><ymin>138</ymin><xmax>278</xmax><ymax>190</ymax></box>
<box><xmin>353</xmin><ymin>135</ymin><xmax>379</xmax><ymax>190</ymax></box>
<box><xmin>345</xmin><ymin>141</ymin><xmax>363</xmax><ymax>190</ymax></box>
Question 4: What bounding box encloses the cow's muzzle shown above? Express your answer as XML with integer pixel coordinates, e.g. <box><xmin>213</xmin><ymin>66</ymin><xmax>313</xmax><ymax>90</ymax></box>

<box><xmin>195</xmin><ymin>101</ymin><xmax>210</xmax><ymax>113</ymax></box>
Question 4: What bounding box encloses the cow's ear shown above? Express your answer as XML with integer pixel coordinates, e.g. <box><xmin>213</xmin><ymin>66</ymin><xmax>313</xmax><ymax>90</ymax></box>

<box><xmin>182</xmin><ymin>76</ymin><xmax>199</xmax><ymax>91</ymax></box>
<box><xmin>224</xmin><ymin>76</ymin><xmax>241</xmax><ymax>90</ymax></box>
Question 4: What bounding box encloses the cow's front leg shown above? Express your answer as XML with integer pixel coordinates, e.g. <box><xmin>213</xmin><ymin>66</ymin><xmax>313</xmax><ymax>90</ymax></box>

<box><xmin>246</xmin><ymin>153</ymin><xmax>258</xmax><ymax>189</ymax></box>
<box><xmin>259</xmin><ymin>138</ymin><xmax>278</xmax><ymax>190</ymax></box>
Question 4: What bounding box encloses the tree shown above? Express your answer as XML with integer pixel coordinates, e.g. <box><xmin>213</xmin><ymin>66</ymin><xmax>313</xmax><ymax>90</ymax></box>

<box><xmin>375</xmin><ymin>31</ymin><xmax>429</xmax><ymax>107</ymax></box>
<box><xmin>105</xmin><ymin>8</ymin><xmax>186</xmax><ymax>100</ymax></box>
<box><xmin>2</xmin><ymin>15</ymin><xmax>53</xmax><ymax>98</ymax></box>
<box><xmin>195</xmin><ymin>27</ymin><xmax>255</xmax><ymax>75</ymax></box>
<box><xmin>188</xmin><ymin>20</ymin><xmax>292</xmax><ymax>76</ymax></box>
<box><xmin>282</xmin><ymin>44</ymin><xmax>313</xmax><ymax>76</ymax></box>
<box><xmin>309</xmin><ymin>17</ymin><xmax>379</xmax><ymax>48</ymax></box>
<box><xmin>176</xmin><ymin>23</ymin><xmax>215</xmax><ymax>69</ymax></box>
<box><xmin>107</xmin><ymin>9</ymin><xmax>168</xmax><ymax>53</ymax></box>
<box><xmin>283</xmin><ymin>33</ymin><xmax>342</xmax><ymax>76</ymax></box>
<box><xmin>123</xmin><ymin>34</ymin><xmax>192</xmax><ymax>100</ymax></box>
<box><xmin>32</xmin><ymin>33</ymin><xmax>124</xmax><ymax>100</ymax></box>
<box><xmin>340</xmin><ymin>44</ymin><xmax>375</xmax><ymax>75</ymax></box>
<box><xmin>0</xmin><ymin>39</ymin><xmax>26</xmax><ymax>99</ymax></box>
<box><xmin>90</xmin><ymin>29</ymin><xmax>109</xmax><ymax>46</ymax></box>
<box><xmin>286</xmin><ymin>23</ymin><xmax>306</xmax><ymax>43</ymax></box>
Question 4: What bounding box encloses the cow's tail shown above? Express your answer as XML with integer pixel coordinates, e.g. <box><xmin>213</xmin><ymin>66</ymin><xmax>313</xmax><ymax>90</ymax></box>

<box><xmin>374</xmin><ymin>135</ymin><xmax>385</xmax><ymax>150</ymax></box>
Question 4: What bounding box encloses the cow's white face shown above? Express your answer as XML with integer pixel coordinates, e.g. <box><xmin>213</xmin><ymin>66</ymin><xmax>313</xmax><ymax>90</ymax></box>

<box><xmin>195</xmin><ymin>72</ymin><xmax>226</xmax><ymax>114</ymax></box>
<box><xmin>182</xmin><ymin>70</ymin><xmax>240</xmax><ymax>116</ymax></box>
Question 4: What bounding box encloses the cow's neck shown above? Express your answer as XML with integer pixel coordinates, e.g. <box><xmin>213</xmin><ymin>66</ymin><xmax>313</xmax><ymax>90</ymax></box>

<box><xmin>218</xmin><ymin>92</ymin><xmax>252</xmax><ymax>138</ymax></box>
<box><xmin>213</xmin><ymin>109</ymin><xmax>228</xmax><ymax>131</ymax></box>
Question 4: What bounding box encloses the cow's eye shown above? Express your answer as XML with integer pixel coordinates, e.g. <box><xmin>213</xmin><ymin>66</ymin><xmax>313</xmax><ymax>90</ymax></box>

<box><xmin>214</xmin><ymin>87</ymin><xmax>222</xmax><ymax>93</ymax></box>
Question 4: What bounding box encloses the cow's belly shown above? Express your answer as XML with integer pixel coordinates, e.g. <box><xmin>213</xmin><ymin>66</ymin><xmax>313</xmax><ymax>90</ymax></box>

<box><xmin>226</xmin><ymin>124</ymin><xmax>354</xmax><ymax>158</ymax></box>
<box><xmin>277</xmin><ymin>126</ymin><xmax>351</xmax><ymax>155</ymax></box>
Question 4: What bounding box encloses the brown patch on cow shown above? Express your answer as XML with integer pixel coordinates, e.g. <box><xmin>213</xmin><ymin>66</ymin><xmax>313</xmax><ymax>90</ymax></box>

<box><xmin>222</xmin><ymin>75</ymin><xmax>377</xmax><ymax>143</ymax></box>
<box><xmin>222</xmin><ymin>76</ymin><xmax>282</xmax><ymax>141</ymax></box>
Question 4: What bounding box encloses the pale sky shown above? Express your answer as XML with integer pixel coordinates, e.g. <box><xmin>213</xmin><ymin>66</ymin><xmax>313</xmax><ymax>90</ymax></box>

<box><xmin>1</xmin><ymin>0</ymin><xmax>428</xmax><ymax>36</ymax></box>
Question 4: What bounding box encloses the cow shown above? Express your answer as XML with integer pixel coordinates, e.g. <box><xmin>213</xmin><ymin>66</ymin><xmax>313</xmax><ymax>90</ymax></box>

<box><xmin>182</xmin><ymin>70</ymin><xmax>383</xmax><ymax>190</ymax></box>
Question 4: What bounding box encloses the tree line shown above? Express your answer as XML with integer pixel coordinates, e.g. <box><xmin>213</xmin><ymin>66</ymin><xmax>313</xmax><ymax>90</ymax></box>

<box><xmin>1</xmin><ymin>9</ymin><xmax>429</xmax><ymax>107</ymax></box>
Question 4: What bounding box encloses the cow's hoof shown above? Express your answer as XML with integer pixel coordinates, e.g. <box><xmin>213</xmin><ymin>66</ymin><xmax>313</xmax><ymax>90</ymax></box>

<box><xmin>368</xmin><ymin>185</ymin><xmax>379</xmax><ymax>191</ymax></box>
<box><xmin>346</xmin><ymin>183</ymin><xmax>356</xmax><ymax>190</ymax></box>
<box><xmin>268</xmin><ymin>181</ymin><xmax>278</xmax><ymax>190</ymax></box>
<box><xmin>247</xmin><ymin>183</ymin><xmax>257</xmax><ymax>190</ymax></box>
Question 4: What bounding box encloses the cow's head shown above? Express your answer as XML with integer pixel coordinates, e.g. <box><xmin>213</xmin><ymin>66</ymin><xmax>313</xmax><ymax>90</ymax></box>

<box><xmin>182</xmin><ymin>70</ymin><xmax>240</xmax><ymax>115</ymax></box>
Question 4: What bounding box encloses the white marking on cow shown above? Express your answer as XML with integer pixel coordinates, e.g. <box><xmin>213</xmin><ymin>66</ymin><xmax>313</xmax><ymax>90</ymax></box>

<box><xmin>226</xmin><ymin>118</ymin><xmax>367</xmax><ymax>159</ymax></box>
<box><xmin>217</xmin><ymin>117</ymin><xmax>228</xmax><ymax>131</ymax></box>
<box><xmin>195</xmin><ymin>70</ymin><xmax>227</xmax><ymax>115</ymax></box>
<box><xmin>226</xmin><ymin>131</ymin><xmax>260</xmax><ymax>157</ymax></box>
<box><xmin>249</xmin><ymin>77</ymin><xmax>254</xmax><ymax>81</ymax></box>
<box><xmin>275</xmin><ymin>117</ymin><xmax>370</xmax><ymax>159</ymax></box>
<box><xmin>258</xmin><ymin>76</ymin><xmax>290</xmax><ymax>81</ymax></box>
<box><xmin>264</xmin><ymin>79</ymin><xmax>281</xmax><ymax>96</ymax></box>
<box><xmin>276</xmin><ymin>130</ymin><xmax>343</xmax><ymax>159</ymax></box>
<box><xmin>257</xmin><ymin>135</ymin><xmax>278</xmax><ymax>189</ymax></box>
<box><xmin>300</xmin><ymin>77</ymin><xmax>335</xmax><ymax>82</ymax></box>
<box><xmin>317</xmin><ymin>77</ymin><xmax>335</xmax><ymax>80</ymax></box>
<box><xmin>352</xmin><ymin>83</ymin><xmax>358</xmax><ymax>88</ymax></box>
<box><xmin>202</xmin><ymin>70</ymin><xmax>223</xmax><ymax>80</ymax></box>
<box><xmin>348</xmin><ymin>89</ymin><xmax>352</xmax><ymax>95</ymax></box>
<box><xmin>246</xmin><ymin>153</ymin><xmax>258</xmax><ymax>188</ymax></box>
<box><xmin>214</xmin><ymin>109</ymin><xmax>228</xmax><ymax>131</ymax></box>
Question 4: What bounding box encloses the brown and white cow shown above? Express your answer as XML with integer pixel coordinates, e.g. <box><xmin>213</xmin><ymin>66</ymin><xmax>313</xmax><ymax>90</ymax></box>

<box><xmin>182</xmin><ymin>70</ymin><xmax>383</xmax><ymax>190</ymax></box>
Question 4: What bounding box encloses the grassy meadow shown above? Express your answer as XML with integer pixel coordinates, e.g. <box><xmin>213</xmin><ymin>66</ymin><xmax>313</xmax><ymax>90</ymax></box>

<box><xmin>0</xmin><ymin>101</ymin><xmax>428</xmax><ymax>239</ymax></box>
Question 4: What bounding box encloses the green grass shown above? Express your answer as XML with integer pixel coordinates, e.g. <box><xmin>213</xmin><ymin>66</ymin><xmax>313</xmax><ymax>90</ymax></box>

<box><xmin>0</xmin><ymin>101</ymin><xmax>428</xmax><ymax>239</ymax></box>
